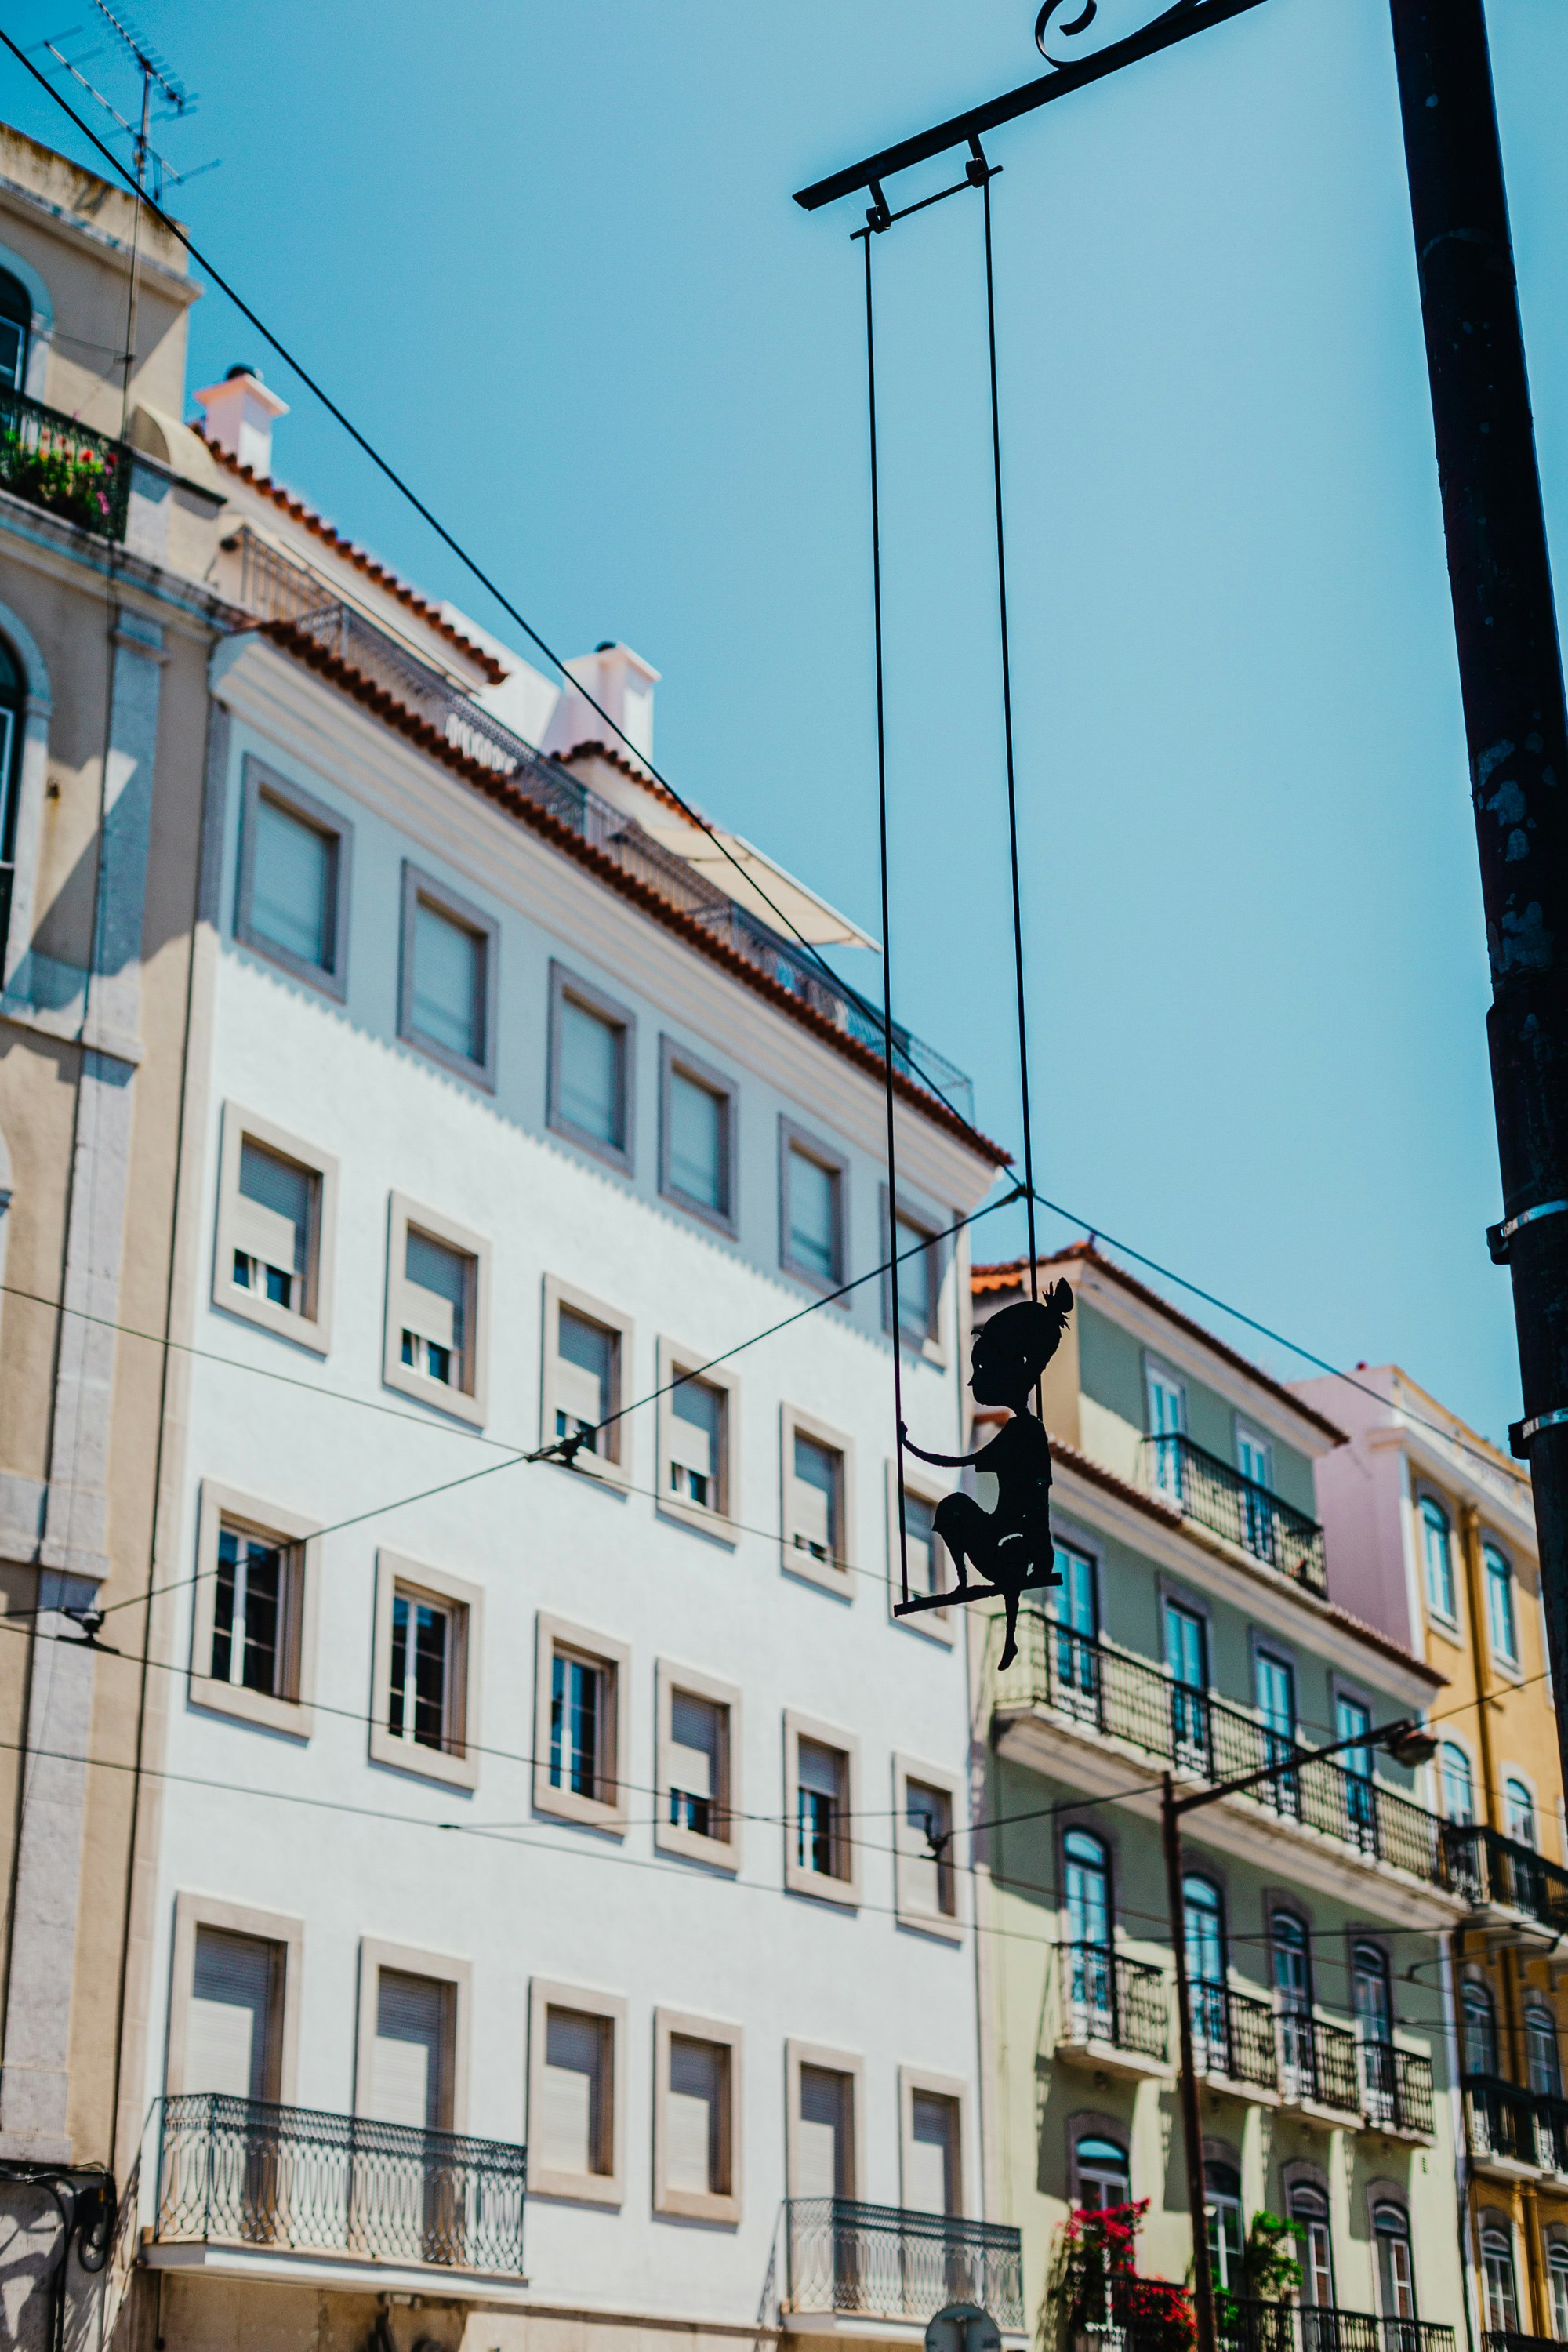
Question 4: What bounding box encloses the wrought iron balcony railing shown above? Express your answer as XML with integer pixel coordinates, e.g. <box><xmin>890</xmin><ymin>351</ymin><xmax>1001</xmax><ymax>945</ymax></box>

<box><xmin>154</xmin><ymin>2092</ymin><xmax>527</xmax><ymax>2274</ymax></box>
<box><xmin>1277</xmin><ymin>2010</ymin><xmax>1361</xmax><ymax>2117</ymax></box>
<box><xmin>1191</xmin><ymin>1981</ymin><xmax>1278</xmax><ymax>2092</ymax></box>
<box><xmin>1142</xmin><ymin>1434</ymin><xmax>1327</xmax><ymax>1593</ymax></box>
<box><xmin>1295</xmin><ymin>2314</ymin><xmax>1454</xmax><ymax>2352</ymax></box>
<box><xmin>1359</xmin><ymin>2041</ymin><xmax>1436</xmax><ymax>2137</ymax></box>
<box><xmin>227</xmin><ymin>526</ymin><xmax>974</xmax><ymax>1123</ymax></box>
<box><xmin>1484</xmin><ymin>2336</ymin><xmax>1560</xmax><ymax>2352</ymax></box>
<box><xmin>0</xmin><ymin>387</ymin><xmax>129</xmax><ymax>540</ymax></box>
<box><xmin>1443</xmin><ymin>1824</ymin><xmax>1568</xmax><ymax>1933</ymax></box>
<box><xmin>1064</xmin><ymin>1944</ymin><xmax>1170</xmax><ymax>2063</ymax></box>
<box><xmin>782</xmin><ymin>2197</ymin><xmax>1023</xmax><ymax>2331</ymax></box>
<box><xmin>1083</xmin><ymin>2309</ymin><xmax>1453</xmax><ymax>2352</ymax></box>
<box><xmin>1463</xmin><ymin>2076</ymin><xmax>1568</xmax><ymax>2176</ymax></box>
<box><xmin>1000</xmin><ymin>1617</ymin><xmax>1448</xmax><ymax>1886</ymax></box>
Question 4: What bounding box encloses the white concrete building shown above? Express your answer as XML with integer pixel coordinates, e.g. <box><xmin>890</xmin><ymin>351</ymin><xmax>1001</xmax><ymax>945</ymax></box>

<box><xmin>112</xmin><ymin>384</ymin><xmax>1018</xmax><ymax>2352</ymax></box>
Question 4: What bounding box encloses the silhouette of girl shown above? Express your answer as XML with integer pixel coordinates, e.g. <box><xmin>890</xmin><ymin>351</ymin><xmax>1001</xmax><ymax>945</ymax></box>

<box><xmin>902</xmin><ymin>1281</ymin><xmax>1073</xmax><ymax>1670</ymax></box>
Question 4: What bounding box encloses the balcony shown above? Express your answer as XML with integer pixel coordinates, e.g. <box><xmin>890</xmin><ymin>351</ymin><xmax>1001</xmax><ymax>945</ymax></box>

<box><xmin>1485</xmin><ymin>2338</ymin><xmax>1561</xmax><ymax>2352</ymax></box>
<box><xmin>1444</xmin><ymin>1824</ymin><xmax>1568</xmax><ymax>1940</ymax></box>
<box><xmin>0</xmin><ymin>387</ymin><xmax>129</xmax><ymax>540</ymax></box>
<box><xmin>997</xmin><ymin>1619</ymin><xmax>1450</xmax><ymax>1892</ymax></box>
<box><xmin>227</xmin><ymin>528</ymin><xmax>974</xmax><ymax>1124</ymax></box>
<box><xmin>782</xmin><ymin>2197</ymin><xmax>1024</xmax><ymax>2332</ymax></box>
<box><xmin>1192</xmin><ymin>1982</ymin><xmax>1279</xmax><ymax>2096</ymax></box>
<box><xmin>1082</xmin><ymin>2310</ymin><xmax>1452</xmax><ymax>2352</ymax></box>
<box><xmin>1359</xmin><ymin>2042</ymin><xmax>1436</xmax><ymax>2139</ymax></box>
<box><xmin>1142</xmin><ymin>1436</ymin><xmax>1327</xmax><ymax>1595</ymax></box>
<box><xmin>152</xmin><ymin>2093</ymin><xmax>526</xmax><ymax>2279</ymax></box>
<box><xmin>1061</xmin><ymin>1944</ymin><xmax>1170</xmax><ymax>2076</ymax></box>
<box><xmin>1464</xmin><ymin>2076</ymin><xmax>1568</xmax><ymax>2181</ymax></box>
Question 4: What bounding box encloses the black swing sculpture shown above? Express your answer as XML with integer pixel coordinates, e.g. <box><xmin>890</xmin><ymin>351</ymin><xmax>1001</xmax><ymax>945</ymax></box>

<box><xmin>858</xmin><ymin>142</ymin><xmax>1066</xmax><ymax>1671</ymax></box>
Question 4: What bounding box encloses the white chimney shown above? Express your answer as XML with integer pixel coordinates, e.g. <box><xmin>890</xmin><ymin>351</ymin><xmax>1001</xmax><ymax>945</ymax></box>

<box><xmin>193</xmin><ymin>365</ymin><xmax>289</xmax><ymax>477</ymax></box>
<box><xmin>542</xmin><ymin>642</ymin><xmax>659</xmax><ymax>766</ymax></box>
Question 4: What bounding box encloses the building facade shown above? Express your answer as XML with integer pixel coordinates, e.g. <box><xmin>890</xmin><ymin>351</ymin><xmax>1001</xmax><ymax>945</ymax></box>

<box><xmin>971</xmin><ymin>1248</ymin><xmax>1468</xmax><ymax>2352</ymax></box>
<box><xmin>1298</xmin><ymin>1363</ymin><xmax>1568</xmax><ymax>2350</ymax></box>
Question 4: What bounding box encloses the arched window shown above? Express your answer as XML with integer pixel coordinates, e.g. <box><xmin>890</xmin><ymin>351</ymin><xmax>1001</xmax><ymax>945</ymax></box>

<box><xmin>1526</xmin><ymin>2004</ymin><xmax>1562</xmax><ymax>2099</ymax></box>
<box><xmin>0</xmin><ymin>633</ymin><xmax>25</xmax><ymax>968</ymax></box>
<box><xmin>1439</xmin><ymin>1742</ymin><xmax>1475</xmax><ymax>1826</ymax></box>
<box><xmin>1484</xmin><ymin>1543</ymin><xmax>1519</xmax><ymax>1666</ymax></box>
<box><xmin>1374</xmin><ymin>2204</ymin><xmax>1417</xmax><ymax>2322</ymax></box>
<box><xmin>1506</xmin><ymin>1777</ymin><xmax>1537</xmax><ymax>1849</ymax></box>
<box><xmin>1421</xmin><ymin>1497</ymin><xmax>1456</xmax><ymax>1621</ymax></box>
<box><xmin>1075</xmin><ymin>2135</ymin><xmax>1130</xmax><ymax>2212</ymax></box>
<box><xmin>1204</xmin><ymin>2159</ymin><xmax>1243</xmax><ymax>2292</ymax></box>
<box><xmin>1289</xmin><ymin>2184</ymin><xmax>1334</xmax><ymax>2309</ymax></box>
<box><xmin>1065</xmin><ymin>1829</ymin><xmax>1113</xmax><ymax>2041</ymax></box>
<box><xmin>1352</xmin><ymin>1944</ymin><xmax>1392</xmax><ymax>2045</ymax></box>
<box><xmin>1482</xmin><ymin>2226</ymin><xmax>1519</xmax><ymax>2334</ymax></box>
<box><xmin>0</xmin><ymin>270</ymin><xmax>29</xmax><ymax>394</ymax></box>
<box><xmin>1547</xmin><ymin>2241</ymin><xmax>1568</xmax><ymax>2342</ymax></box>
<box><xmin>1185</xmin><ymin>1875</ymin><xmax>1226</xmax><ymax>2066</ymax></box>
<box><xmin>1462</xmin><ymin>1980</ymin><xmax>1498</xmax><ymax>2078</ymax></box>
<box><xmin>1272</xmin><ymin>1911</ymin><xmax>1312</xmax><ymax>2098</ymax></box>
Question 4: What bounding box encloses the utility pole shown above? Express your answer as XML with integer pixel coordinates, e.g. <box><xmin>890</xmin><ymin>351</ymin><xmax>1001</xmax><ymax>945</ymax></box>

<box><xmin>1385</xmin><ymin>0</ymin><xmax>1568</xmax><ymax>1791</ymax></box>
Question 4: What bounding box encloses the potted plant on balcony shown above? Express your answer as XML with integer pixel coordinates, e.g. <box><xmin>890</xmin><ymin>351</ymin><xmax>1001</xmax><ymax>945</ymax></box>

<box><xmin>0</xmin><ymin>416</ymin><xmax>118</xmax><ymax>532</ymax></box>
<box><xmin>1214</xmin><ymin>2213</ymin><xmax>1304</xmax><ymax>2352</ymax></box>
<box><xmin>1047</xmin><ymin>2201</ymin><xmax>1196</xmax><ymax>2352</ymax></box>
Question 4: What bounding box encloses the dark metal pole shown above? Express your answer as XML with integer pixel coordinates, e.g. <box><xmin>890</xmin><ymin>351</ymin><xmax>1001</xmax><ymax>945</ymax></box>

<box><xmin>1162</xmin><ymin>1774</ymin><xmax>1218</xmax><ymax>2352</ymax></box>
<box><xmin>1386</xmin><ymin>0</ymin><xmax>1568</xmax><ymax>1791</ymax></box>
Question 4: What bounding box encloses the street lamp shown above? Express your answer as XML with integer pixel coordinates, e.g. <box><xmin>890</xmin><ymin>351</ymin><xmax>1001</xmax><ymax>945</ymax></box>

<box><xmin>1161</xmin><ymin>1717</ymin><xmax>1437</xmax><ymax>2352</ymax></box>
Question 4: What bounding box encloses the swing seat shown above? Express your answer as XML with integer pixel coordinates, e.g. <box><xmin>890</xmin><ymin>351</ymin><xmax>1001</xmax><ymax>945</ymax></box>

<box><xmin>893</xmin><ymin>1556</ymin><xmax>1060</xmax><ymax>1618</ymax></box>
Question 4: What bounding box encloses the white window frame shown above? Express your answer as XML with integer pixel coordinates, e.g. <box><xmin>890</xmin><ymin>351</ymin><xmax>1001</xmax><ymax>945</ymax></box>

<box><xmin>383</xmin><ymin>1191</ymin><xmax>491</xmax><ymax>1427</ymax></box>
<box><xmin>213</xmin><ymin>1103</ymin><xmax>338</xmax><ymax>1355</ymax></box>
<box><xmin>533</xmin><ymin>1612</ymin><xmax>630</xmax><ymax>1835</ymax></box>
<box><xmin>652</xmin><ymin>2005</ymin><xmax>743</xmax><ymax>2225</ymax></box>
<box><xmin>778</xmin><ymin>1116</ymin><xmax>848</xmax><ymax>1291</ymax></box>
<box><xmin>368</xmin><ymin>1550</ymin><xmax>482</xmax><ymax>1791</ymax></box>
<box><xmin>540</xmin><ymin>1275</ymin><xmax>633</xmax><ymax>1488</ymax></box>
<box><xmin>784</xmin><ymin>1710</ymin><xmax>861</xmax><ymax>1907</ymax></box>
<box><xmin>397</xmin><ymin>860</ymin><xmax>499</xmax><ymax>1088</ymax></box>
<box><xmin>781</xmin><ymin>1403</ymin><xmax>856</xmax><ymax>1599</ymax></box>
<box><xmin>353</xmin><ymin>1936</ymin><xmax>471</xmax><ymax>2132</ymax></box>
<box><xmin>547</xmin><ymin>960</ymin><xmax>636</xmax><ymax>1174</ymax></box>
<box><xmin>527</xmin><ymin>1977</ymin><xmax>627</xmax><ymax>2206</ymax></box>
<box><xmin>892</xmin><ymin>1753</ymin><xmax>964</xmax><ymax>1941</ymax></box>
<box><xmin>234</xmin><ymin>756</ymin><xmax>353</xmax><ymax>998</ymax></box>
<box><xmin>655</xmin><ymin>1338</ymin><xmax>739</xmax><ymax>1540</ymax></box>
<box><xmin>658</xmin><ymin>1035</ymin><xmax>737</xmax><ymax>1236</ymax></box>
<box><xmin>880</xmin><ymin>1185</ymin><xmax>947</xmax><ymax>1361</ymax></box>
<box><xmin>654</xmin><ymin>1658</ymin><xmax>742</xmax><ymax>1873</ymax></box>
<box><xmin>784</xmin><ymin>2038</ymin><xmax>865</xmax><ymax>2200</ymax></box>
<box><xmin>1483</xmin><ymin>1539</ymin><xmax>1521</xmax><ymax>1672</ymax></box>
<box><xmin>189</xmin><ymin>1482</ymin><xmax>319</xmax><ymax>1739</ymax></box>
<box><xmin>898</xmin><ymin>2065</ymin><xmax>968</xmax><ymax>2216</ymax></box>
<box><xmin>1417</xmin><ymin>1490</ymin><xmax>1459</xmax><ymax>1628</ymax></box>
<box><xmin>887</xmin><ymin>1459</ymin><xmax>953</xmax><ymax>1642</ymax></box>
<box><xmin>165</xmin><ymin>1892</ymin><xmax>303</xmax><ymax>2100</ymax></box>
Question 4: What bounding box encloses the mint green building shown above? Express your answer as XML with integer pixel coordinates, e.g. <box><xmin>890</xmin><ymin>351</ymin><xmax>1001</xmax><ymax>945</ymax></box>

<box><xmin>969</xmin><ymin>1244</ymin><xmax>1468</xmax><ymax>2351</ymax></box>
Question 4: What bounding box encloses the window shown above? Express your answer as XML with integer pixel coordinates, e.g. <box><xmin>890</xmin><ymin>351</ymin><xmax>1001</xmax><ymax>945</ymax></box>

<box><xmin>653</xmin><ymin>2009</ymin><xmax>742</xmax><ymax>2223</ymax></box>
<box><xmin>882</xmin><ymin>1192</ymin><xmax>942</xmax><ymax>1349</ymax></box>
<box><xmin>1145</xmin><ymin>1361</ymin><xmax>1187</xmax><ymax>1500</ymax></box>
<box><xmin>214</xmin><ymin>1107</ymin><xmax>337</xmax><ymax>1352</ymax></box>
<box><xmin>786</xmin><ymin>2045</ymin><xmax>860</xmax><ymax>2199</ymax></box>
<box><xmin>1184</xmin><ymin>1875</ymin><xmax>1225</xmax><ymax>2067</ymax></box>
<box><xmin>894</xmin><ymin>1756</ymin><xmax>961</xmax><ymax>1935</ymax></box>
<box><xmin>1421</xmin><ymin>1497</ymin><xmax>1457</xmax><ymax>1622</ymax></box>
<box><xmin>1051</xmin><ymin>1544</ymin><xmax>1099</xmax><ymax>1718</ymax></box>
<box><xmin>1527</xmin><ymin>2004</ymin><xmax>1562</xmax><ymax>2097</ymax></box>
<box><xmin>1485</xmin><ymin>1544</ymin><xmax>1519</xmax><ymax>1665</ymax></box>
<box><xmin>383</xmin><ymin>1196</ymin><xmax>488</xmax><ymax>1425</ymax></box>
<box><xmin>1289</xmin><ymin>2184</ymin><xmax>1334</xmax><ymax>2308</ymax></box>
<box><xmin>236</xmin><ymin>760</ymin><xmax>350</xmax><ymax>993</ymax></box>
<box><xmin>655</xmin><ymin>1662</ymin><xmax>741</xmax><ymax>1871</ymax></box>
<box><xmin>901</xmin><ymin>2072</ymin><xmax>964</xmax><ymax>2216</ymax></box>
<box><xmin>1164</xmin><ymin>1597</ymin><xmax>1209</xmax><ymax>1769</ymax></box>
<box><xmin>1352</xmin><ymin>1943</ymin><xmax>1392</xmax><ymax>2045</ymax></box>
<box><xmin>549</xmin><ymin>962</ymin><xmax>634</xmax><ymax>1170</ymax></box>
<box><xmin>167</xmin><ymin>1893</ymin><xmax>301</xmax><ymax>2105</ymax></box>
<box><xmin>398</xmin><ymin>865</ymin><xmax>496</xmax><ymax>1083</ymax></box>
<box><xmin>785</xmin><ymin>1714</ymin><xmax>859</xmax><ymax>1904</ymax></box>
<box><xmin>369</xmin><ymin>1969</ymin><xmax>454</xmax><ymax>2131</ymax></box>
<box><xmin>1206</xmin><ymin>2159</ymin><xmax>1243</xmax><ymax>2292</ymax></box>
<box><xmin>1338</xmin><ymin>1694</ymin><xmax>1375</xmax><ymax>1844</ymax></box>
<box><xmin>1074</xmin><ymin>2136</ymin><xmax>1130</xmax><ymax>2212</ymax></box>
<box><xmin>888</xmin><ymin>1469</ymin><xmax>953</xmax><ymax>1637</ymax></box>
<box><xmin>782</xmin><ymin>1406</ymin><xmax>854</xmax><ymax>1593</ymax></box>
<box><xmin>0</xmin><ymin>269</ymin><xmax>30</xmax><ymax>391</ymax></box>
<box><xmin>1439</xmin><ymin>1741</ymin><xmax>1475</xmax><ymax>1825</ymax></box>
<box><xmin>1481</xmin><ymin>2227</ymin><xmax>1518</xmax><ymax>2335</ymax></box>
<box><xmin>528</xmin><ymin>1979</ymin><xmax>626</xmax><ymax>2205</ymax></box>
<box><xmin>533</xmin><ymin>1617</ymin><xmax>629</xmax><ymax>1832</ymax></box>
<box><xmin>542</xmin><ymin>1279</ymin><xmax>631</xmax><ymax>1482</ymax></box>
<box><xmin>1375</xmin><ymin>2206</ymin><xmax>1417</xmax><ymax>2322</ymax></box>
<box><xmin>1272</xmin><ymin>1911</ymin><xmax>1313</xmax><ymax>2099</ymax></box>
<box><xmin>659</xmin><ymin>1038</ymin><xmax>735</xmax><ymax>1231</ymax></box>
<box><xmin>1548</xmin><ymin>2241</ymin><xmax>1568</xmax><ymax>2340</ymax></box>
<box><xmin>0</xmin><ymin>634</ymin><xmax>26</xmax><ymax>971</ymax></box>
<box><xmin>1254</xmin><ymin>1648</ymin><xmax>1298</xmax><ymax>1814</ymax></box>
<box><xmin>1506</xmin><ymin>1776</ymin><xmax>1537</xmax><ymax>1848</ymax></box>
<box><xmin>657</xmin><ymin>1342</ymin><xmax>737</xmax><ymax>1534</ymax></box>
<box><xmin>189</xmin><ymin>1485</ymin><xmax>317</xmax><ymax>1738</ymax></box>
<box><xmin>779</xmin><ymin>1120</ymin><xmax>846</xmax><ymax>1289</ymax></box>
<box><xmin>1235</xmin><ymin>1424</ymin><xmax>1276</xmax><ymax>1557</ymax></box>
<box><xmin>1462</xmin><ymin>1980</ymin><xmax>1497</xmax><ymax>2076</ymax></box>
<box><xmin>368</xmin><ymin>1555</ymin><xmax>480</xmax><ymax>1789</ymax></box>
<box><xmin>1065</xmin><ymin>1828</ymin><xmax>1113</xmax><ymax>2042</ymax></box>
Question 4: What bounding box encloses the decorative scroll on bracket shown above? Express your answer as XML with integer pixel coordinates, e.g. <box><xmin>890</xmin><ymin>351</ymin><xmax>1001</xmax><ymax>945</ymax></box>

<box><xmin>1035</xmin><ymin>0</ymin><xmax>1200</xmax><ymax>68</ymax></box>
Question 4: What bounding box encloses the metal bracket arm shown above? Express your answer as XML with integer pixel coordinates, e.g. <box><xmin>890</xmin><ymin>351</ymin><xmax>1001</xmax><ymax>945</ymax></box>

<box><xmin>1487</xmin><ymin>1196</ymin><xmax>1567</xmax><ymax>1265</ymax></box>
<box><xmin>1510</xmin><ymin>1406</ymin><xmax>1568</xmax><ymax>1461</ymax></box>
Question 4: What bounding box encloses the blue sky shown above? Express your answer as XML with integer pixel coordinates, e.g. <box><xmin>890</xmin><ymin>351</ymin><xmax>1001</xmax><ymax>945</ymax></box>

<box><xmin>5</xmin><ymin>0</ymin><xmax>1566</xmax><ymax>1446</ymax></box>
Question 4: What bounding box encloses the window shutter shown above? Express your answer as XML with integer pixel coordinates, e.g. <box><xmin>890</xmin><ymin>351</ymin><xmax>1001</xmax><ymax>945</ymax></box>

<box><xmin>909</xmin><ymin>2092</ymin><xmax>958</xmax><ymax>2213</ymax></box>
<box><xmin>556</xmin><ymin>1312</ymin><xmax>612</xmax><ymax>1426</ymax></box>
<box><xmin>669</xmin><ymin>1385</ymin><xmax>718</xmax><ymax>1480</ymax></box>
<box><xmin>403</xmin><ymin>1232</ymin><xmax>466</xmax><ymax>1357</ymax></box>
<box><xmin>797</xmin><ymin>2064</ymin><xmax>851</xmax><ymax>2197</ymax></box>
<box><xmin>670</xmin><ymin>1694</ymin><xmax>719</xmax><ymax>1805</ymax></box>
<box><xmin>667</xmin><ymin>2035</ymin><xmax>722</xmax><ymax>2195</ymax></box>
<box><xmin>798</xmin><ymin>1740</ymin><xmax>842</xmax><ymax>1802</ymax></box>
<box><xmin>187</xmin><ymin>1928</ymin><xmax>277</xmax><ymax>2101</ymax></box>
<box><xmin>372</xmin><ymin>1970</ymin><xmax>447</xmax><ymax>2131</ymax></box>
<box><xmin>541</xmin><ymin>2008</ymin><xmax>608</xmax><ymax>2175</ymax></box>
<box><xmin>234</xmin><ymin>1142</ymin><xmax>310</xmax><ymax>1275</ymax></box>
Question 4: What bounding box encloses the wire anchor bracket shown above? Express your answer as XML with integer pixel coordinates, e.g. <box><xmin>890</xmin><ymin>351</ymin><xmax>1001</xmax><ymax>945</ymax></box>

<box><xmin>1487</xmin><ymin>1196</ymin><xmax>1567</xmax><ymax>1265</ymax></box>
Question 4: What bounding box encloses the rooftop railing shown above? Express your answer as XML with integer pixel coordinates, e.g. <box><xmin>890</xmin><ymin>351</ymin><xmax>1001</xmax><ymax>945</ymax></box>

<box><xmin>228</xmin><ymin>527</ymin><xmax>974</xmax><ymax>1123</ymax></box>
<box><xmin>782</xmin><ymin>2197</ymin><xmax>1023</xmax><ymax>2331</ymax></box>
<box><xmin>154</xmin><ymin>2092</ymin><xmax>527</xmax><ymax>2274</ymax></box>
<box><xmin>1001</xmin><ymin>1618</ymin><xmax>1447</xmax><ymax>1886</ymax></box>
<box><xmin>0</xmin><ymin>387</ymin><xmax>129</xmax><ymax>540</ymax></box>
<box><xmin>1443</xmin><ymin>1824</ymin><xmax>1568</xmax><ymax>1934</ymax></box>
<box><xmin>1064</xmin><ymin>1943</ymin><xmax>1169</xmax><ymax>2064</ymax></box>
<box><xmin>1142</xmin><ymin>1433</ymin><xmax>1327</xmax><ymax>1594</ymax></box>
